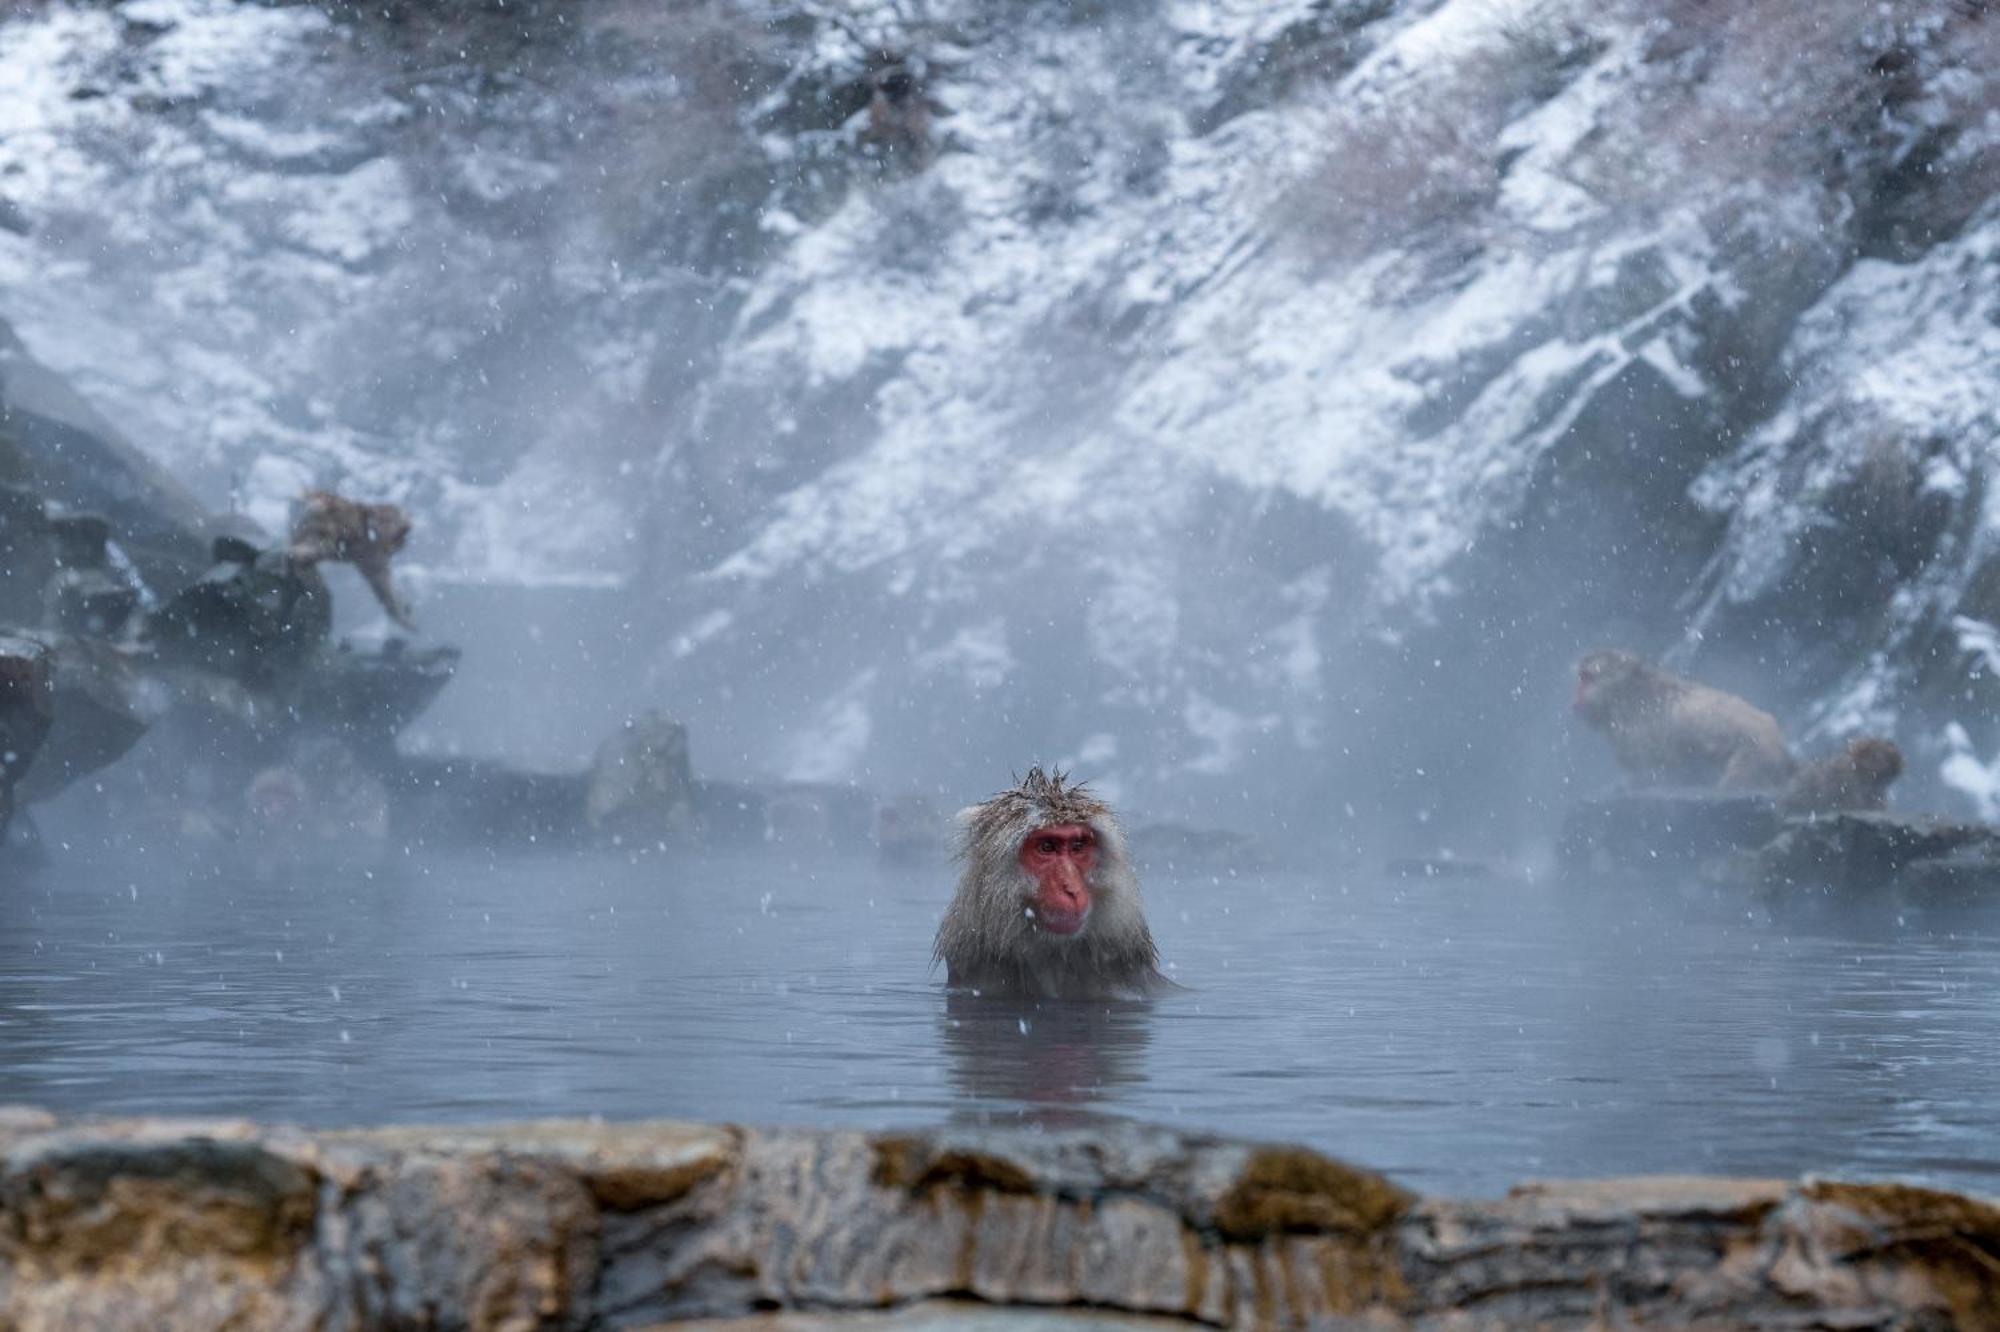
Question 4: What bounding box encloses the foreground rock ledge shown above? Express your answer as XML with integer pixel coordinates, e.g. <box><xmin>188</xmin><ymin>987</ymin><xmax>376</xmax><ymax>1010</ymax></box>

<box><xmin>0</xmin><ymin>1110</ymin><xmax>1994</xmax><ymax>1329</ymax></box>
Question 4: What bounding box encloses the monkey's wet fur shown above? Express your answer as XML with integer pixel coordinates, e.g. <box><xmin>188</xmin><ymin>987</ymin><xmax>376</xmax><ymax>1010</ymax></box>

<box><xmin>935</xmin><ymin>767</ymin><xmax>1175</xmax><ymax>1001</ymax></box>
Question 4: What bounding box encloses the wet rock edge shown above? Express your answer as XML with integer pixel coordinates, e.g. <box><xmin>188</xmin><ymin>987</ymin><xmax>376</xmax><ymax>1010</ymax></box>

<box><xmin>0</xmin><ymin>1110</ymin><xmax>1994</xmax><ymax>1328</ymax></box>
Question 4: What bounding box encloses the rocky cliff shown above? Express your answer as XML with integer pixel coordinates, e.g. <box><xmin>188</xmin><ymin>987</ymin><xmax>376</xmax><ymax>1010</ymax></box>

<box><xmin>1</xmin><ymin>1</ymin><xmax>1994</xmax><ymax>837</ymax></box>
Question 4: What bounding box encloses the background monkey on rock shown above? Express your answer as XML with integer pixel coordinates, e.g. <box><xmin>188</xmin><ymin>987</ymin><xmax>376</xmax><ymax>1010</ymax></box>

<box><xmin>935</xmin><ymin>767</ymin><xmax>1173</xmax><ymax>1001</ymax></box>
<box><xmin>1573</xmin><ymin>649</ymin><xmax>1795</xmax><ymax>791</ymax></box>
<box><xmin>288</xmin><ymin>489</ymin><xmax>417</xmax><ymax>630</ymax></box>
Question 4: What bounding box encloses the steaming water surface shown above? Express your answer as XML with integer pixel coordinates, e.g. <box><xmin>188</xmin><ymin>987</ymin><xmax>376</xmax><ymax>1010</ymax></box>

<box><xmin>4</xmin><ymin>848</ymin><xmax>1998</xmax><ymax>1198</ymax></box>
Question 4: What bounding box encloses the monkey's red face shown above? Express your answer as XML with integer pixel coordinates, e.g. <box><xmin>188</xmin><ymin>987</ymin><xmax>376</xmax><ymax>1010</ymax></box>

<box><xmin>1019</xmin><ymin>823</ymin><xmax>1097</xmax><ymax>936</ymax></box>
<box><xmin>1573</xmin><ymin>652</ymin><xmax>1629</xmax><ymax>720</ymax></box>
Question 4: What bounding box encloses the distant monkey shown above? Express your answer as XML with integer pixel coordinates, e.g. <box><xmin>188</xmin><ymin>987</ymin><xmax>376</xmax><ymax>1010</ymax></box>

<box><xmin>1779</xmin><ymin>737</ymin><xmax>1903</xmax><ymax>816</ymax></box>
<box><xmin>858</xmin><ymin>52</ymin><xmax>939</xmax><ymax>163</ymax></box>
<box><xmin>1573</xmin><ymin>649</ymin><xmax>1795</xmax><ymax>791</ymax></box>
<box><xmin>288</xmin><ymin>489</ymin><xmax>415</xmax><ymax>630</ymax></box>
<box><xmin>935</xmin><ymin>767</ymin><xmax>1173</xmax><ymax>1000</ymax></box>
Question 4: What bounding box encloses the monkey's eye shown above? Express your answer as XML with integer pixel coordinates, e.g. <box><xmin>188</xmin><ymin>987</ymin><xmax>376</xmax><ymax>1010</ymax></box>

<box><xmin>1038</xmin><ymin>837</ymin><xmax>1059</xmax><ymax>854</ymax></box>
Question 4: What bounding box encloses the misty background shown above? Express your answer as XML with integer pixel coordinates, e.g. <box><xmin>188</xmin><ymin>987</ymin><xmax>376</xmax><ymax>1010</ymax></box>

<box><xmin>2</xmin><ymin>0</ymin><xmax>1997</xmax><ymax>855</ymax></box>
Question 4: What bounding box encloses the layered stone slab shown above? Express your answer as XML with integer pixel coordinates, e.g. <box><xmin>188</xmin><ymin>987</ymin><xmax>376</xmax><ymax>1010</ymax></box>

<box><xmin>0</xmin><ymin>1108</ymin><xmax>1993</xmax><ymax>1329</ymax></box>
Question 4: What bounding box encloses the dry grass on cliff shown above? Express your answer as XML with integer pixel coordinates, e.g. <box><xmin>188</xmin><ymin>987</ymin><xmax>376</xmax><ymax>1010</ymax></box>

<box><xmin>1282</xmin><ymin>100</ymin><xmax>1505</xmax><ymax>265</ymax></box>
<box><xmin>1277</xmin><ymin>1</ymin><xmax>1607</xmax><ymax>264</ymax></box>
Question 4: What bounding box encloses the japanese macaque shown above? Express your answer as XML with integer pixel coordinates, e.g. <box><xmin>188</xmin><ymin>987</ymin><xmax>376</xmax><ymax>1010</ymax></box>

<box><xmin>934</xmin><ymin>767</ymin><xmax>1173</xmax><ymax>1001</ymax></box>
<box><xmin>288</xmin><ymin>490</ymin><xmax>415</xmax><ymax>630</ymax></box>
<box><xmin>1779</xmin><ymin>737</ymin><xmax>1904</xmax><ymax>816</ymax></box>
<box><xmin>1574</xmin><ymin>649</ymin><xmax>1795</xmax><ymax>791</ymax></box>
<box><xmin>857</xmin><ymin>51</ymin><xmax>943</xmax><ymax>165</ymax></box>
<box><xmin>243</xmin><ymin>738</ymin><xmax>391</xmax><ymax>856</ymax></box>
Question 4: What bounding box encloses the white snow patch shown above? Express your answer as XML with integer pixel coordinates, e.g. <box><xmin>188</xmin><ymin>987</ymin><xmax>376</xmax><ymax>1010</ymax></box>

<box><xmin>1941</xmin><ymin>723</ymin><xmax>2000</xmax><ymax>821</ymax></box>
<box><xmin>1072</xmin><ymin>733</ymin><xmax>1119</xmax><ymax>767</ymax></box>
<box><xmin>671</xmin><ymin>610</ymin><xmax>735</xmax><ymax>660</ymax></box>
<box><xmin>126</xmin><ymin>0</ymin><xmax>329</xmax><ymax>103</ymax></box>
<box><xmin>201</xmin><ymin>111</ymin><xmax>350</xmax><ymax>162</ymax></box>
<box><xmin>1182</xmin><ymin>693</ymin><xmax>1279</xmax><ymax>776</ymax></box>
<box><xmin>914</xmin><ymin>620</ymin><xmax>1015</xmax><ymax>691</ymax></box>
<box><xmin>442</xmin><ymin>450</ymin><xmax>635</xmax><ymax>585</ymax></box>
<box><xmin>1952</xmin><ymin>617</ymin><xmax>2000</xmax><ymax>680</ymax></box>
<box><xmin>239</xmin><ymin>454</ymin><xmax>317</xmax><ymax>537</ymax></box>
<box><xmin>455</xmin><ymin>147</ymin><xmax>564</xmax><ymax>204</ymax></box>
<box><xmin>275</xmin><ymin>158</ymin><xmax>413</xmax><ymax>265</ymax></box>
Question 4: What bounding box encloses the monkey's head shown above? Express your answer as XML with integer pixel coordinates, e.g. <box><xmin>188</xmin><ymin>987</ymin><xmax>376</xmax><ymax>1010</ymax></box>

<box><xmin>1573</xmin><ymin>649</ymin><xmax>1654</xmax><ymax>724</ymax></box>
<box><xmin>952</xmin><ymin>766</ymin><xmax>1145</xmax><ymax>950</ymax></box>
<box><xmin>1846</xmin><ymin>736</ymin><xmax>1904</xmax><ymax>786</ymax></box>
<box><xmin>875</xmin><ymin>67</ymin><xmax>915</xmax><ymax>102</ymax></box>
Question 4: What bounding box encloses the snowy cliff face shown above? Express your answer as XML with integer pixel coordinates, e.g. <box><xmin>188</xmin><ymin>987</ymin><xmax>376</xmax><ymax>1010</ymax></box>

<box><xmin>0</xmin><ymin>0</ymin><xmax>1995</xmax><ymax>835</ymax></box>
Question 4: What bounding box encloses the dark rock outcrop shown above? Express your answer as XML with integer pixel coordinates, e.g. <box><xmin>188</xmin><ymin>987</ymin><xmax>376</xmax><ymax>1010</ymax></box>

<box><xmin>1561</xmin><ymin>793</ymin><xmax>2000</xmax><ymax>904</ymax></box>
<box><xmin>0</xmin><ymin>1111</ymin><xmax>1994</xmax><ymax>1329</ymax></box>
<box><xmin>144</xmin><ymin>540</ymin><xmax>334</xmax><ymax>687</ymax></box>
<box><xmin>0</xmin><ymin>635</ymin><xmax>53</xmax><ymax>839</ymax></box>
<box><xmin>1743</xmin><ymin>811</ymin><xmax>2000</xmax><ymax>896</ymax></box>
<box><xmin>42</xmin><ymin>512</ymin><xmax>141</xmax><ymax>639</ymax></box>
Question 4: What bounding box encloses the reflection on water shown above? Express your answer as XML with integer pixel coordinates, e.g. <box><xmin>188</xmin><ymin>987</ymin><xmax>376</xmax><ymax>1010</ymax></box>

<box><xmin>942</xmin><ymin>993</ymin><xmax>1154</xmax><ymax>1128</ymax></box>
<box><xmin>2</xmin><ymin>845</ymin><xmax>1999</xmax><ymax>1197</ymax></box>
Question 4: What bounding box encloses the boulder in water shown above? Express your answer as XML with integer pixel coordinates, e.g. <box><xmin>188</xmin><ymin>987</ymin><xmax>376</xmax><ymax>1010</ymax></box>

<box><xmin>1736</xmin><ymin>811</ymin><xmax>2000</xmax><ymax>898</ymax></box>
<box><xmin>584</xmin><ymin>711</ymin><xmax>694</xmax><ymax>844</ymax></box>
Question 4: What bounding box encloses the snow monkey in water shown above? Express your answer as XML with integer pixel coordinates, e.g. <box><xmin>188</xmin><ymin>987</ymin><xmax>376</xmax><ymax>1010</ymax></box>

<box><xmin>288</xmin><ymin>489</ymin><xmax>416</xmax><ymax>630</ymax></box>
<box><xmin>935</xmin><ymin>767</ymin><xmax>1173</xmax><ymax>1000</ymax></box>
<box><xmin>1779</xmin><ymin>737</ymin><xmax>1904</xmax><ymax>816</ymax></box>
<box><xmin>1573</xmin><ymin>649</ymin><xmax>1795</xmax><ymax>791</ymax></box>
